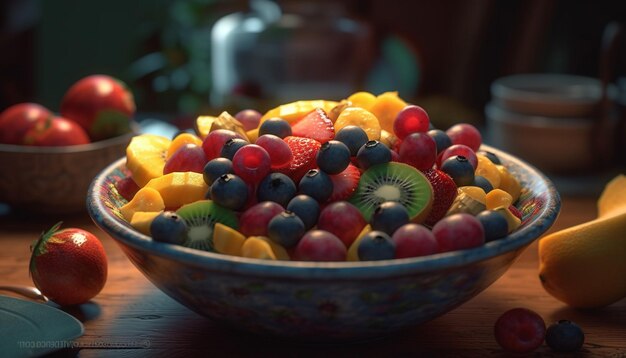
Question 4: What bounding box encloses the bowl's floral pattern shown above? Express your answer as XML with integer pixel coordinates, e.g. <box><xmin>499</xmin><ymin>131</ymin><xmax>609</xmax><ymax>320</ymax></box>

<box><xmin>88</xmin><ymin>145</ymin><xmax>560</xmax><ymax>341</ymax></box>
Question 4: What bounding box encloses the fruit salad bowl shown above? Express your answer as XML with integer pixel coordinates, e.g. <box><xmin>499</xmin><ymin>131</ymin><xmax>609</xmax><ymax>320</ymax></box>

<box><xmin>0</xmin><ymin>131</ymin><xmax>135</xmax><ymax>214</ymax></box>
<box><xmin>87</xmin><ymin>145</ymin><xmax>560</xmax><ymax>341</ymax></box>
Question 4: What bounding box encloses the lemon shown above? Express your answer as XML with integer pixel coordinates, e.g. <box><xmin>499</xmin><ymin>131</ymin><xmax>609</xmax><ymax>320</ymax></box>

<box><xmin>538</xmin><ymin>175</ymin><xmax>626</xmax><ymax>308</ymax></box>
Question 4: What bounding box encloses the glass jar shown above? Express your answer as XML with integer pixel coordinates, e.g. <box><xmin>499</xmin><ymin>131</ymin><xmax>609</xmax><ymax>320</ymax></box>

<box><xmin>211</xmin><ymin>0</ymin><xmax>373</xmax><ymax>111</ymax></box>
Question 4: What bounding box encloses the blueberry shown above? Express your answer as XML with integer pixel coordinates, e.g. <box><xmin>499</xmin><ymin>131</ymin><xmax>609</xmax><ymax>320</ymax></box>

<box><xmin>267</xmin><ymin>211</ymin><xmax>306</xmax><ymax>248</ymax></box>
<box><xmin>203</xmin><ymin>157</ymin><xmax>233</xmax><ymax>186</ymax></box>
<box><xmin>474</xmin><ymin>175</ymin><xmax>494</xmax><ymax>193</ymax></box>
<box><xmin>478</xmin><ymin>150</ymin><xmax>502</xmax><ymax>165</ymax></box>
<box><xmin>259</xmin><ymin>117</ymin><xmax>292</xmax><ymax>138</ymax></box>
<box><xmin>316</xmin><ymin>140</ymin><xmax>351</xmax><ymax>174</ymax></box>
<box><xmin>335</xmin><ymin>125</ymin><xmax>369</xmax><ymax>156</ymax></box>
<box><xmin>427</xmin><ymin>129</ymin><xmax>452</xmax><ymax>154</ymax></box>
<box><xmin>476</xmin><ymin>210</ymin><xmax>509</xmax><ymax>242</ymax></box>
<box><xmin>299</xmin><ymin>169</ymin><xmax>333</xmax><ymax>203</ymax></box>
<box><xmin>440</xmin><ymin>155</ymin><xmax>475</xmax><ymax>186</ymax></box>
<box><xmin>257</xmin><ymin>172</ymin><xmax>297</xmax><ymax>207</ymax></box>
<box><xmin>286</xmin><ymin>194</ymin><xmax>320</xmax><ymax>230</ymax></box>
<box><xmin>546</xmin><ymin>320</ymin><xmax>585</xmax><ymax>352</ymax></box>
<box><xmin>356</xmin><ymin>140</ymin><xmax>392</xmax><ymax>170</ymax></box>
<box><xmin>220</xmin><ymin>138</ymin><xmax>248</xmax><ymax>160</ymax></box>
<box><xmin>358</xmin><ymin>231</ymin><xmax>396</xmax><ymax>261</ymax></box>
<box><xmin>150</xmin><ymin>211</ymin><xmax>187</xmax><ymax>245</ymax></box>
<box><xmin>210</xmin><ymin>174</ymin><xmax>249</xmax><ymax>210</ymax></box>
<box><xmin>370</xmin><ymin>201</ymin><xmax>410</xmax><ymax>235</ymax></box>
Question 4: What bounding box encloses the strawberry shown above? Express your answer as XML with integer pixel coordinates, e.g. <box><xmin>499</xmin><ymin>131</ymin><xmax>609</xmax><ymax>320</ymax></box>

<box><xmin>423</xmin><ymin>168</ymin><xmax>457</xmax><ymax>227</ymax></box>
<box><xmin>276</xmin><ymin>136</ymin><xmax>321</xmax><ymax>183</ymax></box>
<box><xmin>291</xmin><ymin>108</ymin><xmax>335</xmax><ymax>144</ymax></box>
<box><xmin>30</xmin><ymin>222</ymin><xmax>108</xmax><ymax>306</ymax></box>
<box><xmin>329</xmin><ymin>164</ymin><xmax>360</xmax><ymax>201</ymax></box>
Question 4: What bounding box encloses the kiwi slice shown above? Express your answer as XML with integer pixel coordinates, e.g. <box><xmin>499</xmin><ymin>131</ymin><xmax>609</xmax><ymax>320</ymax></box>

<box><xmin>175</xmin><ymin>200</ymin><xmax>239</xmax><ymax>252</ymax></box>
<box><xmin>349</xmin><ymin>162</ymin><xmax>433</xmax><ymax>222</ymax></box>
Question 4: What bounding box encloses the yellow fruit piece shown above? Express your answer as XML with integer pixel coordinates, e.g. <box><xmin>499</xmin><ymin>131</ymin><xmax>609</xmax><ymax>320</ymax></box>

<box><xmin>446</xmin><ymin>188</ymin><xmax>485</xmax><ymax>216</ymax></box>
<box><xmin>196</xmin><ymin>111</ymin><xmax>248</xmax><ymax>140</ymax></box>
<box><xmin>126</xmin><ymin>134</ymin><xmax>171</xmax><ymax>188</ymax></box>
<box><xmin>213</xmin><ymin>222</ymin><xmax>246</xmax><ymax>257</ymax></box>
<box><xmin>539</xmin><ymin>174</ymin><xmax>626</xmax><ymax>308</ymax></box>
<box><xmin>379</xmin><ymin>130</ymin><xmax>399</xmax><ymax>149</ymax></box>
<box><xmin>195</xmin><ymin>115</ymin><xmax>217</xmax><ymax>139</ymax></box>
<box><xmin>458</xmin><ymin>186</ymin><xmax>486</xmax><ymax>204</ymax></box>
<box><xmin>475</xmin><ymin>155</ymin><xmax>501</xmax><ymax>189</ymax></box>
<box><xmin>145</xmin><ymin>172</ymin><xmax>208</xmax><ymax>209</ymax></box>
<box><xmin>260</xmin><ymin>100</ymin><xmax>339</xmax><ymax>124</ymax></box>
<box><xmin>120</xmin><ymin>187</ymin><xmax>165</xmax><ymax>222</ymax></box>
<box><xmin>328</xmin><ymin>100</ymin><xmax>352</xmax><ymax>123</ymax></box>
<box><xmin>255</xmin><ymin>236</ymin><xmax>290</xmax><ymax>260</ymax></box>
<box><xmin>369</xmin><ymin>91</ymin><xmax>407</xmax><ymax>134</ymax></box>
<box><xmin>485</xmin><ymin>189</ymin><xmax>513</xmax><ymax>210</ymax></box>
<box><xmin>130</xmin><ymin>211</ymin><xmax>162</xmax><ymax>236</ymax></box>
<box><xmin>493</xmin><ymin>207</ymin><xmax>521</xmax><ymax>233</ymax></box>
<box><xmin>496</xmin><ymin>165</ymin><xmax>521</xmax><ymax>202</ymax></box>
<box><xmin>347</xmin><ymin>225</ymin><xmax>372</xmax><ymax>261</ymax></box>
<box><xmin>538</xmin><ymin>212</ymin><xmax>626</xmax><ymax>308</ymax></box>
<box><xmin>166</xmin><ymin>133</ymin><xmax>203</xmax><ymax>159</ymax></box>
<box><xmin>597</xmin><ymin>174</ymin><xmax>626</xmax><ymax>218</ymax></box>
<box><xmin>241</xmin><ymin>237</ymin><xmax>278</xmax><ymax>260</ymax></box>
<box><xmin>246</xmin><ymin>128</ymin><xmax>259</xmax><ymax>143</ymax></box>
<box><xmin>334</xmin><ymin>107</ymin><xmax>381</xmax><ymax>141</ymax></box>
<box><xmin>347</xmin><ymin>91</ymin><xmax>376</xmax><ymax>111</ymax></box>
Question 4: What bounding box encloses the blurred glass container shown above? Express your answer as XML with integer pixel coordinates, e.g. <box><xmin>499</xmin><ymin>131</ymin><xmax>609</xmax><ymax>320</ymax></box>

<box><xmin>211</xmin><ymin>0</ymin><xmax>373</xmax><ymax>111</ymax></box>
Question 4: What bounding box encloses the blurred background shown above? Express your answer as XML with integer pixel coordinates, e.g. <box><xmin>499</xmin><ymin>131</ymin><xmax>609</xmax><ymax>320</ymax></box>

<box><xmin>1</xmin><ymin>0</ymin><xmax>626</xmax><ymax>188</ymax></box>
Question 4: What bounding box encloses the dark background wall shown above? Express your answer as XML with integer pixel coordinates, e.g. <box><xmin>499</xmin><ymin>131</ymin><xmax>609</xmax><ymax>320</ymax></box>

<box><xmin>1</xmin><ymin>0</ymin><xmax>625</xmax><ymax>126</ymax></box>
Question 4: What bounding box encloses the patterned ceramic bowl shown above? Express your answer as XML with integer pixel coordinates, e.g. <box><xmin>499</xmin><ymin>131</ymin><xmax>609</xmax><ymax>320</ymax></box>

<box><xmin>0</xmin><ymin>130</ymin><xmax>135</xmax><ymax>214</ymax></box>
<box><xmin>87</xmin><ymin>145</ymin><xmax>560</xmax><ymax>341</ymax></box>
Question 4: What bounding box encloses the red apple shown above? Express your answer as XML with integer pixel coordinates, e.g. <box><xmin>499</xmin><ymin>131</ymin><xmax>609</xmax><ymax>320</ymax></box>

<box><xmin>60</xmin><ymin>75</ymin><xmax>135</xmax><ymax>141</ymax></box>
<box><xmin>0</xmin><ymin>103</ymin><xmax>52</xmax><ymax>144</ymax></box>
<box><xmin>24</xmin><ymin>116</ymin><xmax>90</xmax><ymax>146</ymax></box>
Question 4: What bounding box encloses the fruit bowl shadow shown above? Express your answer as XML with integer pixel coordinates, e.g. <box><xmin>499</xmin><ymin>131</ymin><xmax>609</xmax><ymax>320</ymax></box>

<box><xmin>87</xmin><ymin>145</ymin><xmax>560</xmax><ymax>341</ymax></box>
<box><xmin>0</xmin><ymin>130</ymin><xmax>136</xmax><ymax>214</ymax></box>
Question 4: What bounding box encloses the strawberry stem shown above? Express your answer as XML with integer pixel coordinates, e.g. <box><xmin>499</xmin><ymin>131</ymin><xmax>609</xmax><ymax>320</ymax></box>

<box><xmin>29</xmin><ymin>221</ymin><xmax>63</xmax><ymax>277</ymax></box>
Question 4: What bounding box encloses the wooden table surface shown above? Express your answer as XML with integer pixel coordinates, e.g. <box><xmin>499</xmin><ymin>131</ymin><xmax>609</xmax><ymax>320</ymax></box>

<box><xmin>1</xmin><ymin>196</ymin><xmax>625</xmax><ymax>358</ymax></box>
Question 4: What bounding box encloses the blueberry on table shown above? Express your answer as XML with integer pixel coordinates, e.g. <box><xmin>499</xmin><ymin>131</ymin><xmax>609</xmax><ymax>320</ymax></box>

<box><xmin>546</xmin><ymin>320</ymin><xmax>585</xmax><ymax>352</ymax></box>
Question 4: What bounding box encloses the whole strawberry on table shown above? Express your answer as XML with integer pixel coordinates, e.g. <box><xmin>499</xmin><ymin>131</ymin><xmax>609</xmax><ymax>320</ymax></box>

<box><xmin>118</xmin><ymin>91</ymin><xmax>523</xmax><ymax>262</ymax></box>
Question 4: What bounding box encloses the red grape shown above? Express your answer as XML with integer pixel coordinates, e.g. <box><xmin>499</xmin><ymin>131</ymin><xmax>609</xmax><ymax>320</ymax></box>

<box><xmin>232</xmin><ymin>144</ymin><xmax>271</xmax><ymax>183</ymax></box>
<box><xmin>446</xmin><ymin>123</ymin><xmax>482</xmax><ymax>152</ymax></box>
<box><xmin>393</xmin><ymin>105</ymin><xmax>430</xmax><ymax>140</ymax></box>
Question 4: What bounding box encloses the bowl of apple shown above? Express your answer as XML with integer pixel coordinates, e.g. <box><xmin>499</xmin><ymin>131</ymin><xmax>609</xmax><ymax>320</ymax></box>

<box><xmin>88</xmin><ymin>92</ymin><xmax>560</xmax><ymax>341</ymax></box>
<box><xmin>0</xmin><ymin>75</ymin><xmax>138</xmax><ymax>214</ymax></box>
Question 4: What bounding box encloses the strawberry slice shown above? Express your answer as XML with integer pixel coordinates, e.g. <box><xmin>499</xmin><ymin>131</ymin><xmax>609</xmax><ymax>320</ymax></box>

<box><xmin>423</xmin><ymin>168</ymin><xmax>457</xmax><ymax>227</ymax></box>
<box><xmin>329</xmin><ymin>164</ymin><xmax>360</xmax><ymax>201</ymax></box>
<box><xmin>291</xmin><ymin>108</ymin><xmax>335</xmax><ymax>144</ymax></box>
<box><xmin>276</xmin><ymin>136</ymin><xmax>322</xmax><ymax>183</ymax></box>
